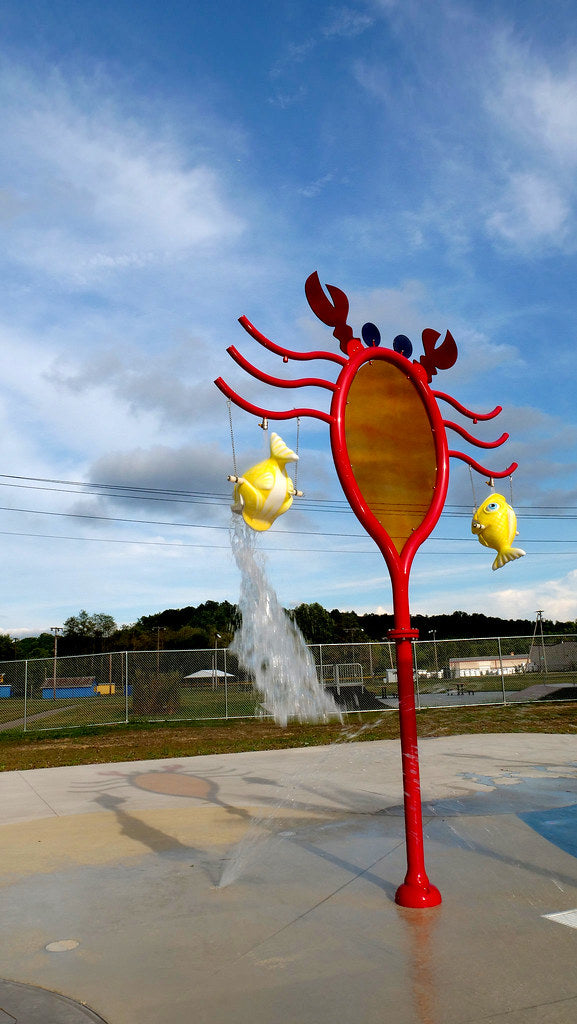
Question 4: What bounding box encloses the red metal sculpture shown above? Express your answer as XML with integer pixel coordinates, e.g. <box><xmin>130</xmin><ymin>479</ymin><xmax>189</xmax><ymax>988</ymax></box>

<box><xmin>215</xmin><ymin>272</ymin><xmax>518</xmax><ymax>908</ymax></box>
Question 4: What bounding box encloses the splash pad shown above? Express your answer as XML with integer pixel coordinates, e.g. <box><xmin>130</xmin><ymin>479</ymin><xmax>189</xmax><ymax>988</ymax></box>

<box><xmin>216</xmin><ymin>272</ymin><xmax>520</xmax><ymax>907</ymax></box>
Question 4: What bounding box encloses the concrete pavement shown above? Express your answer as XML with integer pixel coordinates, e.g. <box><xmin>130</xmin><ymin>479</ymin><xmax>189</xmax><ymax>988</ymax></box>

<box><xmin>1</xmin><ymin>733</ymin><xmax>577</xmax><ymax>1023</ymax></box>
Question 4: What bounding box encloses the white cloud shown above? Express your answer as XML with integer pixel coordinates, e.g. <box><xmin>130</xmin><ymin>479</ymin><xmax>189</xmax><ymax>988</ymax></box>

<box><xmin>322</xmin><ymin>8</ymin><xmax>374</xmax><ymax>38</ymax></box>
<box><xmin>486</xmin><ymin>172</ymin><xmax>571</xmax><ymax>248</ymax></box>
<box><xmin>297</xmin><ymin>173</ymin><xmax>335</xmax><ymax>198</ymax></box>
<box><xmin>87</xmin><ymin>442</ymin><xmax>232</xmax><ymax>512</ymax></box>
<box><xmin>0</xmin><ymin>322</ymin><xmax>168</xmax><ymax>465</ymax></box>
<box><xmin>489</xmin><ymin>570</ymin><xmax>577</xmax><ymax>622</ymax></box>
<box><xmin>488</xmin><ymin>42</ymin><xmax>577</xmax><ymax>166</ymax></box>
<box><xmin>0</xmin><ymin>66</ymin><xmax>245</xmax><ymax>284</ymax></box>
<box><xmin>484</xmin><ymin>38</ymin><xmax>577</xmax><ymax>249</ymax></box>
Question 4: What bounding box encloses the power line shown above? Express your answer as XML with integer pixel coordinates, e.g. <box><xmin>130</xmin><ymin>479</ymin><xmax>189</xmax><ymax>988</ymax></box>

<box><xmin>0</xmin><ymin>529</ymin><xmax>575</xmax><ymax>556</ymax></box>
<box><xmin>1</xmin><ymin>473</ymin><xmax>577</xmax><ymax>517</ymax></box>
<box><xmin>0</xmin><ymin>473</ymin><xmax>229</xmax><ymax>498</ymax></box>
<box><xmin>0</xmin><ymin>503</ymin><xmax>576</xmax><ymax>541</ymax></box>
<box><xmin>0</xmin><ymin>481</ymin><xmax>229</xmax><ymax>507</ymax></box>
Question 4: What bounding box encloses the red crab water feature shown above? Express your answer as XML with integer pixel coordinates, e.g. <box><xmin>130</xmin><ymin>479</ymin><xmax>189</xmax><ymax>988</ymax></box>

<box><xmin>215</xmin><ymin>272</ymin><xmax>518</xmax><ymax>907</ymax></box>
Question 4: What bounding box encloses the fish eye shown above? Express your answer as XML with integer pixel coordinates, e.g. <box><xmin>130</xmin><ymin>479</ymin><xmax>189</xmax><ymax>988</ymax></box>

<box><xmin>485</xmin><ymin>501</ymin><xmax>499</xmax><ymax>512</ymax></box>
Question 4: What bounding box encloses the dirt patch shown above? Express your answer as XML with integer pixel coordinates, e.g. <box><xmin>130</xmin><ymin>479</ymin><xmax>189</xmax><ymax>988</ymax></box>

<box><xmin>0</xmin><ymin>703</ymin><xmax>574</xmax><ymax>771</ymax></box>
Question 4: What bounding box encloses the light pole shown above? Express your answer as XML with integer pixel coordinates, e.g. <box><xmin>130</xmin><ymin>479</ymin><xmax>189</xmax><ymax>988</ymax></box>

<box><xmin>51</xmin><ymin>626</ymin><xmax>61</xmax><ymax>699</ymax></box>
<box><xmin>213</xmin><ymin>633</ymin><xmax>221</xmax><ymax>690</ymax></box>
<box><xmin>428</xmin><ymin>630</ymin><xmax>439</xmax><ymax>678</ymax></box>
<box><xmin>154</xmin><ymin>627</ymin><xmax>165</xmax><ymax>674</ymax></box>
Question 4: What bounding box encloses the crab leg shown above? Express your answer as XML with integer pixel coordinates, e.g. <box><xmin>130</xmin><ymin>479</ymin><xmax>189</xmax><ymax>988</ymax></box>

<box><xmin>444</xmin><ymin>420</ymin><xmax>509</xmax><ymax>448</ymax></box>
<box><xmin>433</xmin><ymin>392</ymin><xmax>502</xmax><ymax>421</ymax></box>
<box><xmin>226</xmin><ymin>346</ymin><xmax>337</xmax><ymax>392</ymax></box>
<box><xmin>239</xmin><ymin>316</ymin><xmax>347</xmax><ymax>366</ymax></box>
<box><xmin>449</xmin><ymin>450</ymin><xmax>518</xmax><ymax>478</ymax></box>
<box><xmin>214</xmin><ymin>377</ymin><xmax>333</xmax><ymax>424</ymax></box>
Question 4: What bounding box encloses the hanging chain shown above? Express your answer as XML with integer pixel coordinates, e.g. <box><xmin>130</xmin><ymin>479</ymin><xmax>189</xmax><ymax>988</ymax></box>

<box><xmin>294</xmin><ymin>416</ymin><xmax>301</xmax><ymax>494</ymax></box>
<box><xmin>468</xmin><ymin>465</ymin><xmax>477</xmax><ymax>510</ymax></box>
<box><xmin>227</xmin><ymin>400</ymin><xmax>238</xmax><ymax>477</ymax></box>
<box><xmin>509</xmin><ymin>474</ymin><xmax>514</xmax><ymax>505</ymax></box>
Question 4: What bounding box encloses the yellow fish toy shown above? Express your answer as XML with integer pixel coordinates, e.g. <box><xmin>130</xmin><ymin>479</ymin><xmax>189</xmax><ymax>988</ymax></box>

<box><xmin>471</xmin><ymin>493</ymin><xmax>526</xmax><ymax>570</ymax></box>
<box><xmin>229</xmin><ymin>432</ymin><xmax>300</xmax><ymax>531</ymax></box>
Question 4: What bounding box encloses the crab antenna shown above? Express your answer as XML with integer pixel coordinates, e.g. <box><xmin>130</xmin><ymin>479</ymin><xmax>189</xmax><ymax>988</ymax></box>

<box><xmin>214</xmin><ymin>377</ymin><xmax>333</xmax><ymax>424</ymax></box>
<box><xmin>226</xmin><ymin>346</ymin><xmax>337</xmax><ymax>392</ymax></box>
<box><xmin>444</xmin><ymin>421</ymin><xmax>509</xmax><ymax>449</ymax></box>
<box><xmin>239</xmin><ymin>315</ymin><xmax>347</xmax><ymax>366</ymax></box>
<box><xmin>433</xmin><ymin>392</ymin><xmax>502</xmax><ymax>421</ymax></box>
<box><xmin>449</xmin><ymin>451</ymin><xmax>518</xmax><ymax>478</ymax></box>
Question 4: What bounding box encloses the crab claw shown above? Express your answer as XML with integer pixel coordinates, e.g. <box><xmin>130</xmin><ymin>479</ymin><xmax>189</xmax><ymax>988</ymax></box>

<box><xmin>305</xmin><ymin>271</ymin><xmax>362</xmax><ymax>355</ymax></box>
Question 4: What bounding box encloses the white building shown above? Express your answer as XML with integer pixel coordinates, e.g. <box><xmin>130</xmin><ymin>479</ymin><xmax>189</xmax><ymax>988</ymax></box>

<box><xmin>449</xmin><ymin>654</ymin><xmax>530</xmax><ymax>678</ymax></box>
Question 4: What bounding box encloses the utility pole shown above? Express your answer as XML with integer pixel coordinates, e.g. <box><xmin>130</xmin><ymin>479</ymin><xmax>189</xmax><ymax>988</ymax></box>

<box><xmin>532</xmin><ymin>610</ymin><xmax>548</xmax><ymax>677</ymax></box>
<box><xmin>51</xmin><ymin>626</ymin><xmax>61</xmax><ymax>699</ymax></box>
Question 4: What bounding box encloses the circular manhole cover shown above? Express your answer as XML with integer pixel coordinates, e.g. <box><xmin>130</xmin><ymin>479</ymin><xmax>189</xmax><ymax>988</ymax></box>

<box><xmin>0</xmin><ymin>978</ymin><xmax>108</xmax><ymax>1022</ymax></box>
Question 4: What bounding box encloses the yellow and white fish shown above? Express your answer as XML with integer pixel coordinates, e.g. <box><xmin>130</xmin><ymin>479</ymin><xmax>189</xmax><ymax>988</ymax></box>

<box><xmin>230</xmin><ymin>432</ymin><xmax>299</xmax><ymax>531</ymax></box>
<box><xmin>471</xmin><ymin>493</ymin><xmax>526</xmax><ymax>571</ymax></box>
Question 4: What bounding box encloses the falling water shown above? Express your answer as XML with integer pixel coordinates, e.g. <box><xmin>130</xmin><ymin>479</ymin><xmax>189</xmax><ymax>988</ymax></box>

<box><xmin>229</xmin><ymin>515</ymin><xmax>340</xmax><ymax>728</ymax></box>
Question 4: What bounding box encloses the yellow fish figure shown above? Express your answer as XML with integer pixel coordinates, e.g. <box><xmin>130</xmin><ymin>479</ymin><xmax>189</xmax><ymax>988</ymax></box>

<box><xmin>231</xmin><ymin>432</ymin><xmax>298</xmax><ymax>531</ymax></box>
<box><xmin>471</xmin><ymin>493</ymin><xmax>526</xmax><ymax>571</ymax></box>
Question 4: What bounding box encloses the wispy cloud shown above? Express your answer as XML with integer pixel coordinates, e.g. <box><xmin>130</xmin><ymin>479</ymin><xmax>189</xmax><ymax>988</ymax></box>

<box><xmin>0</xmin><ymin>66</ymin><xmax>245</xmax><ymax>286</ymax></box>
<box><xmin>0</xmin><ymin>2</ymin><xmax>575</xmax><ymax>632</ymax></box>
<box><xmin>322</xmin><ymin>7</ymin><xmax>374</xmax><ymax>38</ymax></box>
<box><xmin>489</xmin><ymin>569</ymin><xmax>577</xmax><ymax>622</ymax></box>
<box><xmin>486</xmin><ymin>172</ymin><xmax>571</xmax><ymax>249</ymax></box>
<box><xmin>297</xmin><ymin>173</ymin><xmax>335</xmax><ymax>198</ymax></box>
<box><xmin>487</xmin><ymin>39</ymin><xmax>577</xmax><ymax>165</ymax></box>
<box><xmin>481</xmin><ymin>33</ymin><xmax>577</xmax><ymax>251</ymax></box>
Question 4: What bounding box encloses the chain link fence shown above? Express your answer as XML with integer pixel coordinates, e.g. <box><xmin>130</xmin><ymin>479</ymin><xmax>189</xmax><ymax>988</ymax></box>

<box><xmin>0</xmin><ymin>633</ymin><xmax>575</xmax><ymax>732</ymax></box>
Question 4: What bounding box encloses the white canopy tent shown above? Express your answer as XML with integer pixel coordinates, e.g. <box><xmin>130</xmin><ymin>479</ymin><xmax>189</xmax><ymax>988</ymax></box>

<box><xmin>183</xmin><ymin>668</ymin><xmax>235</xmax><ymax>691</ymax></box>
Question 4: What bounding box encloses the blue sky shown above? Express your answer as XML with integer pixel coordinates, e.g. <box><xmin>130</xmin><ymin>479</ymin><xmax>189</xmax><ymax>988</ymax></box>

<box><xmin>1</xmin><ymin>0</ymin><xmax>576</xmax><ymax>636</ymax></box>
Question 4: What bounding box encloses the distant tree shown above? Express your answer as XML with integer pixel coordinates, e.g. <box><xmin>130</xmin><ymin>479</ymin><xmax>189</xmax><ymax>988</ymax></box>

<box><xmin>155</xmin><ymin>625</ymin><xmax>212</xmax><ymax>650</ymax></box>
<box><xmin>0</xmin><ymin>633</ymin><xmax>15</xmax><ymax>660</ymax></box>
<box><xmin>20</xmin><ymin>599</ymin><xmax>571</xmax><ymax>662</ymax></box>
<box><xmin>16</xmin><ymin>633</ymin><xmax>55</xmax><ymax>659</ymax></box>
<box><xmin>359</xmin><ymin>611</ymin><xmax>394</xmax><ymax>640</ymax></box>
<box><xmin>63</xmin><ymin>610</ymin><xmax>116</xmax><ymax>637</ymax></box>
<box><xmin>61</xmin><ymin>610</ymin><xmax>117</xmax><ymax>654</ymax></box>
<box><xmin>63</xmin><ymin>610</ymin><xmax>92</xmax><ymax>636</ymax></box>
<box><xmin>291</xmin><ymin>603</ymin><xmax>337</xmax><ymax>644</ymax></box>
<box><xmin>91</xmin><ymin>613</ymin><xmax>117</xmax><ymax>637</ymax></box>
<box><xmin>136</xmin><ymin>601</ymin><xmax>239</xmax><ymax>647</ymax></box>
<box><xmin>327</xmin><ymin>608</ymin><xmax>363</xmax><ymax>641</ymax></box>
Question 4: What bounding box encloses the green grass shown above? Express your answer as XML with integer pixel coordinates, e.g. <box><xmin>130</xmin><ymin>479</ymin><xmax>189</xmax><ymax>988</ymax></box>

<box><xmin>0</xmin><ymin>687</ymin><xmax>261</xmax><ymax>729</ymax></box>
<box><xmin>0</xmin><ymin>700</ymin><xmax>575</xmax><ymax>772</ymax></box>
<box><xmin>5</xmin><ymin>672</ymin><xmax>573</xmax><ymax>732</ymax></box>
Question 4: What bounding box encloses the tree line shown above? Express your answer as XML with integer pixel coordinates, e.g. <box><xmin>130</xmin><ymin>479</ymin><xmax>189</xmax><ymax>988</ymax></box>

<box><xmin>1</xmin><ymin>602</ymin><xmax>575</xmax><ymax>660</ymax></box>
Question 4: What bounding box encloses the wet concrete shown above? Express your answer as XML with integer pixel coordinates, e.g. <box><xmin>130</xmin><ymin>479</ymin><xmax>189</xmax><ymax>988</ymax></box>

<box><xmin>0</xmin><ymin>977</ymin><xmax>107</xmax><ymax>1022</ymax></box>
<box><xmin>0</xmin><ymin>734</ymin><xmax>576</xmax><ymax>1023</ymax></box>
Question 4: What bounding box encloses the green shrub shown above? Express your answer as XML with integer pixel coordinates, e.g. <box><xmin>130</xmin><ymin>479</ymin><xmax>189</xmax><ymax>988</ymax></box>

<box><xmin>131</xmin><ymin>670</ymin><xmax>181</xmax><ymax>716</ymax></box>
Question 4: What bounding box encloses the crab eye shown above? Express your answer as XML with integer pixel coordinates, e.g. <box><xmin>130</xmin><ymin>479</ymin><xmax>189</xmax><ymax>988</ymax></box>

<box><xmin>361</xmin><ymin>322</ymin><xmax>381</xmax><ymax>347</ymax></box>
<box><xmin>393</xmin><ymin>334</ymin><xmax>413</xmax><ymax>358</ymax></box>
<box><xmin>485</xmin><ymin>501</ymin><xmax>499</xmax><ymax>512</ymax></box>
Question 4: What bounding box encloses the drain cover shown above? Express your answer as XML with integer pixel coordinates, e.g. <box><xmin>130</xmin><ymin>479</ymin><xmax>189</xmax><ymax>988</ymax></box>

<box><xmin>0</xmin><ymin>979</ymin><xmax>108</xmax><ymax>1022</ymax></box>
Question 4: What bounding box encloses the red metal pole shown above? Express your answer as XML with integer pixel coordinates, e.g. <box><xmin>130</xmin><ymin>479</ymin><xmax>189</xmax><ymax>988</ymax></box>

<box><xmin>390</xmin><ymin>577</ymin><xmax>441</xmax><ymax>908</ymax></box>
